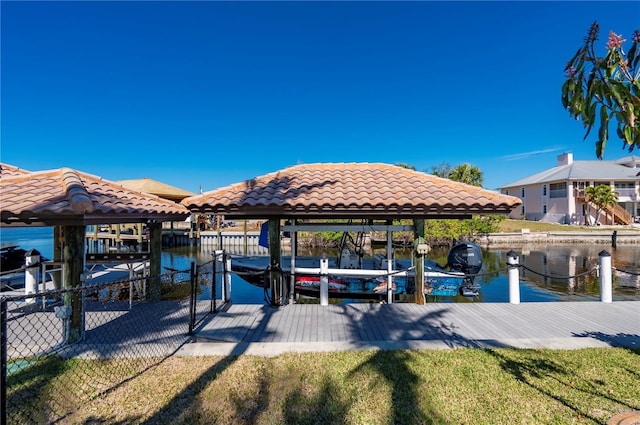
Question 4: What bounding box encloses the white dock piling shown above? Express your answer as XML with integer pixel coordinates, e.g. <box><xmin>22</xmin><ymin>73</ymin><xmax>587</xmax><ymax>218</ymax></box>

<box><xmin>320</xmin><ymin>255</ymin><xmax>329</xmax><ymax>306</ymax></box>
<box><xmin>507</xmin><ymin>250</ymin><xmax>520</xmax><ymax>304</ymax></box>
<box><xmin>24</xmin><ymin>249</ymin><xmax>40</xmax><ymax>304</ymax></box>
<box><xmin>599</xmin><ymin>250</ymin><xmax>612</xmax><ymax>303</ymax></box>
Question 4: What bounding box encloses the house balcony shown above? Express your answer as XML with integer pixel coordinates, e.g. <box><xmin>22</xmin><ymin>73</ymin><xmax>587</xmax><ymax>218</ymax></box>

<box><xmin>574</xmin><ymin>188</ymin><xmax>638</xmax><ymax>202</ymax></box>
<box><xmin>615</xmin><ymin>188</ymin><xmax>638</xmax><ymax>202</ymax></box>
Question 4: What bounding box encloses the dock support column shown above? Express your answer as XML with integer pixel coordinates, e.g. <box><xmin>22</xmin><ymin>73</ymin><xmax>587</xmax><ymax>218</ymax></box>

<box><xmin>243</xmin><ymin>220</ymin><xmax>248</xmax><ymax>256</ymax></box>
<box><xmin>599</xmin><ymin>250</ymin><xmax>612</xmax><ymax>303</ymax></box>
<box><xmin>413</xmin><ymin>219</ymin><xmax>425</xmax><ymax>305</ymax></box>
<box><xmin>148</xmin><ymin>221</ymin><xmax>163</xmax><ymax>302</ymax></box>
<box><xmin>53</xmin><ymin>226</ymin><xmax>62</xmax><ymax>290</ymax></box>
<box><xmin>289</xmin><ymin>227</ymin><xmax>297</xmax><ymax>303</ymax></box>
<box><xmin>268</xmin><ymin>219</ymin><xmax>283</xmax><ymax>306</ymax></box>
<box><xmin>507</xmin><ymin>250</ymin><xmax>520</xmax><ymax>304</ymax></box>
<box><xmin>62</xmin><ymin>225</ymin><xmax>86</xmax><ymax>343</ymax></box>
<box><xmin>24</xmin><ymin>249</ymin><xmax>41</xmax><ymax>304</ymax></box>
<box><xmin>387</xmin><ymin>229</ymin><xmax>393</xmax><ymax>304</ymax></box>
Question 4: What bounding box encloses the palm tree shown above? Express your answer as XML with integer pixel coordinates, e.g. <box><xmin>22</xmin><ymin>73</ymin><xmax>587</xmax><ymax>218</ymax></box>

<box><xmin>448</xmin><ymin>163</ymin><xmax>484</xmax><ymax>187</ymax></box>
<box><xmin>585</xmin><ymin>184</ymin><xmax>619</xmax><ymax>225</ymax></box>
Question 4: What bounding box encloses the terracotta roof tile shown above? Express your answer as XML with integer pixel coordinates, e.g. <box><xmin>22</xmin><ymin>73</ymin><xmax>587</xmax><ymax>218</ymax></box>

<box><xmin>182</xmin><ymin>162</ymin><xmax>521</xmax><ymax>219</ymax></box>
<box><xmin>0</xmin><ymin>163</ymin><xmax>31</xmax><ymax>178</ymax></box>
<box><xmin>1</xmin><ymin>167</ymin><xmax>190</xmax><ymax>226</ymax></box>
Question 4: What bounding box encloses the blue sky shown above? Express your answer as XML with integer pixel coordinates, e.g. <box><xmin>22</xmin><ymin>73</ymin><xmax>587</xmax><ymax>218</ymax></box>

<box><xmin>2</xmin><ymin>1</ymin><xmax>639</xmax><ymax>193</ymax></box>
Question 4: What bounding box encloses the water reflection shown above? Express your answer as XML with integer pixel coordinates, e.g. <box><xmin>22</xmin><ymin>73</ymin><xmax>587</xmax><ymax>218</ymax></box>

<box><xmin>164</xmin><ymin>244</ymin><xmax>640</xmax><ymax>304</ymax></box>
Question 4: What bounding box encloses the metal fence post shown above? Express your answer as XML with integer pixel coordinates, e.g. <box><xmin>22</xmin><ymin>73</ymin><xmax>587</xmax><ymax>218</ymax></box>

<box><xmin>507</xmin><ymin>250</ymin><xmax>520</xmax><ymax>304</ymax></box>
<box><xmin>599</xmin><ymin>250</ymin><xmax>613</xmax><ymax>303</ymax></box>
<box><xmin>188</xmin><ymin>262</ymin><xmax>196</xmax><ymax>335</ymax></box>
<box><xmin>211</xmin><ymin>253</ymin><xmax>217</xmax><ymax>313</ymax></box>
<box><xmin>1</xmin><ymin>298</ymin><xmax>7</xmax><ymax>425</ymax></box>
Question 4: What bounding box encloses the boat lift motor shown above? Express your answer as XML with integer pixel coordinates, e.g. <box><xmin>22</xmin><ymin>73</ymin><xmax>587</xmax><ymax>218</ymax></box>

<box><xmin>446</xmin><ymin>242</ymin><xmax>483</xmax><ymax>297</ymax></box>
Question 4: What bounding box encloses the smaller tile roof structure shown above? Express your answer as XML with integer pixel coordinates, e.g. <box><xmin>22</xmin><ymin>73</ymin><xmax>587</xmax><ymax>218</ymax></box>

<box><xmin>1</xmin><ymin>166</ymin><xmax>190</xmax><ymax>226</ymax></box>
<box><xmin>116</xmin><ymin>177</ymin><xmax>196</xmax><ymax>202</ymax></box>
<box><xmin>182</xmin><ymin>163</ymin><xmax>521</xmax><ymax>219</ymax></box>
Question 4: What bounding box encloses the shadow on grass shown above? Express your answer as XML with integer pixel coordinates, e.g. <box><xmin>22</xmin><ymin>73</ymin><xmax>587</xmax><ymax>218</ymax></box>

<box><xmin>228</xmin><ymin>362</ymin><xmax>272</xmax><ymax>424</ymax></box>
<box><xmin>283</xmin><ymin>377</ymin><xmax>351</xmax><ymax>424</ymax></box>
<box><xmin>6</xmin><ymin>355</ymin><xmax>67</xmax><ymax>424</ymax></box>
<box><xmin>486</xmin><ymin>348</ymin><xmax>639</xmax><ymax>423</ymax></box>
<box><xmin>342</xmin><ymin>304</ymin><xmax>473</xmax><ymax>424</ymax></box>
<box><xmin>349</xmin><ymin>350</ymin><xmax>437</xmax><ymax>424</ymax></box>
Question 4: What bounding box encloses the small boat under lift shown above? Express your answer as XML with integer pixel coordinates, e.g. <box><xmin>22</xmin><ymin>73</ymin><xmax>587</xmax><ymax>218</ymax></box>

<box><xmin>230</xmin><ymin>222</ymin><xmax>483</xmax><ymax>301</ymax></box>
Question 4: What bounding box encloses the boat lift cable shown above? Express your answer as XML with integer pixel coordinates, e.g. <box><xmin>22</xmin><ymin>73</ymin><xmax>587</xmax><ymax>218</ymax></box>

<box><xmin>0</xmin><ymin>260</ymin><xmax>48</xmax><ymax>276</ymax></box>
<box><xmin>518</xmin><ymin>264</ymin><xmax>598</xmax><ymax>280</ymax></box>
<box><xmin>613</xmin><ymin>267</ymin><xmax>640</xmax><ymax>276</ymax></box>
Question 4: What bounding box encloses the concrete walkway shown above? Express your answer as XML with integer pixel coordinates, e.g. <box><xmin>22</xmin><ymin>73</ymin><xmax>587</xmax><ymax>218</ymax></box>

<box><xmin>177</xmin><ymin>301</ymin><xmax>640</xmax><ymax>357</ymax></box>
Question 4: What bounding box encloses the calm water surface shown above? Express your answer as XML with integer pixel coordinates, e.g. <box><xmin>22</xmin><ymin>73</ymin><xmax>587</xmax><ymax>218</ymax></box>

<box><xmin>2</xmin><ymin>227</ymin><xmax>638</xmax><ymax>303</ymax></box>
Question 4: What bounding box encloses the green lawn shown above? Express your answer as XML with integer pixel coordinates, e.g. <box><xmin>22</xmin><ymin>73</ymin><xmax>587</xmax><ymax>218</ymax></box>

<box><xmin>61</xmin><ymin>347</ymin><xmax>640</xmax><ymax>424</ymax></box>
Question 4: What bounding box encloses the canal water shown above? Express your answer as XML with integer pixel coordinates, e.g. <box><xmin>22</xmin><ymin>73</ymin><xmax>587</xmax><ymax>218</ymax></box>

<box><xmin>2</xmin><ymin>227</ymin><xmax>639</xmax><ymax>303</ymax></box>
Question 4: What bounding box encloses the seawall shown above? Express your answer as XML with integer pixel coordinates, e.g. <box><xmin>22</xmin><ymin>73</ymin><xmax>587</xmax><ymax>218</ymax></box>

<box><xmin>478</xmin><ymin>230</ymin><xmax>640</xmax><ymax>247</ymax></box>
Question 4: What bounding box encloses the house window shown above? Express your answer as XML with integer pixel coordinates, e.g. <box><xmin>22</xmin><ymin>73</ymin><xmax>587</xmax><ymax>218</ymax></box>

<box><xmin>549</xmin><ymin>183</ymin><xmax>567</xmax><ymax>198</ymax></box>
<box><xmin>521</xmin><ymin>187</ymin><xmax>525</xmax><ymax>198</ymax></box>
<box><xmin>505</xmin><ymin>189</ymin><xmax>509</xmax><ymax>196</ymax></box>
<box><xmin>521</xmin><ymin>205</ymin><xmax>525</xmax><ymax>216</ymax></box>
<box><xmin>542</xmin><ymin>185</ymin><xmax>547</xmax><ymax>196</ymax></box>
<box><xmin>543</xmin><ymin>205</ymin><xmax>547</xmax><ymax>214</ymax></box>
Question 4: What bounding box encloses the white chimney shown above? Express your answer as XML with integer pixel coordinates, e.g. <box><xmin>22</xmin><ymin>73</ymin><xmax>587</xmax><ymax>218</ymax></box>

<box><xmin>557</xmin><ymin>152</ymin><xmax>573</xmax><ymax>166</ymax></box>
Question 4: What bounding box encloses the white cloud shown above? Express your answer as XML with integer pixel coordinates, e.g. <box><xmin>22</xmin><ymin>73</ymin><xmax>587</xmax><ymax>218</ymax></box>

<box><xmin>500</xmin><ymin>147</ymin><xmax>565</xmax><ymax>161</ymax></box>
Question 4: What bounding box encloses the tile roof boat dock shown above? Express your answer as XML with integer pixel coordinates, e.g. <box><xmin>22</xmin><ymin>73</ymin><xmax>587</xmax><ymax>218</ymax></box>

<box><xmin>182</xmin><ymin>162</ymin><xmax>521</xmax><ymax>219</ymax></box>
<box><xmin>0</xmin><ymin>165</ymin><xmax>190</xmax><ymax>225</ymax></box>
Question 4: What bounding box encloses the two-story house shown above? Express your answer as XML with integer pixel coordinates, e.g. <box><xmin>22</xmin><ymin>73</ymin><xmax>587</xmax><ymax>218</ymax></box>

<box><xmin>499</xmin><ymin>153</ymin><xmax>640</xmax><ymax>225</ymax></box>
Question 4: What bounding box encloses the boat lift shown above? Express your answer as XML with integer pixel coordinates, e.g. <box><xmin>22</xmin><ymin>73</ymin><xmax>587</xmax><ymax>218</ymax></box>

<box><xmin>281</xmin><ymin>222</ymin><xmax>461</xmax><ymax>305</ymax></box>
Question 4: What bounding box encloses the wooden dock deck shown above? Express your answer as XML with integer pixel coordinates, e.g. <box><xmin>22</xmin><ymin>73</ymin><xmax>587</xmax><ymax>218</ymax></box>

<box><xmin>181</xmin><ymin>301</ymin><xmax>640</xmax><ymax>356</ymax></box>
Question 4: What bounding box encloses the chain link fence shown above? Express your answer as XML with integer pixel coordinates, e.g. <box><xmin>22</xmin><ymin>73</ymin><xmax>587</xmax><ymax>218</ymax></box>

<box><xmin>1</xmin><ymin>253</ymin><xmax>226</xmax><ymax>425</ymax></box>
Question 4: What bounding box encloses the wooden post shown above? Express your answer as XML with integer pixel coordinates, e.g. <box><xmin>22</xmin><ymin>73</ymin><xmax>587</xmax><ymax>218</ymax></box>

<box><xmin>148</xmin><ymin>221</ymin><xmax>163</xmax><ymax>302</ymax></box>
<box><xmin>53</xmin><ymin>225</ymin><xmax>63</xmax><ymax>291</ymax></box>
<box><xmin>115</xmin><ymin>225</ymin><xmax>121</xmax><ymax>250</ymax></box>
<box><xmin>268</xmin><ymin>218</ymin><xmax>282</xmax><ymax>306</ymax></box>
<box><xmin>413</xmin><ymin>219</ymin><xmax>425</xmax><ymax>305</ymax></box>
<box><xmin>137</xmin><ymin>223</ymin><xmax>143</xmax><ymax>250</ymax></box>
<box><xmin>387</xmin><ymin>227</ymin><xmax>393</xmax><ymax>304</ymax></box>
<box><xmin>290</xmin><ymin>220</ymin><xmax>297</xmax><ymax>303</ymax></box>
<box><xmin>62</xmin><ymin>225</ymin><xmax>85</xmax><ymax>343</ymax></box>
<box><xmin>243</xmin><ymin>220</ymin><xmax>248</xmax><ymax>256</ymax></box>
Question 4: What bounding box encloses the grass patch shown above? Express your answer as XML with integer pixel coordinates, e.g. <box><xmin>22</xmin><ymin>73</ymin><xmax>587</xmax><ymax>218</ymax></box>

<box><xmin>59</xmin><ymin>347</ymin><xmax>640</xmax><ymax>424</ymax></box>
<box><xmin>7</xmin><ymin>355</ymin><xmax>161</xmax><ymax>424</ymax></box>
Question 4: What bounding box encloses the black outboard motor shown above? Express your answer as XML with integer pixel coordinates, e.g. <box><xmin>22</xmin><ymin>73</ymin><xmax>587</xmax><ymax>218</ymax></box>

<box><xmin>446</xmin><ymin>242</ymin><xmax>482</xmax><ymax>297</ymax></box>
